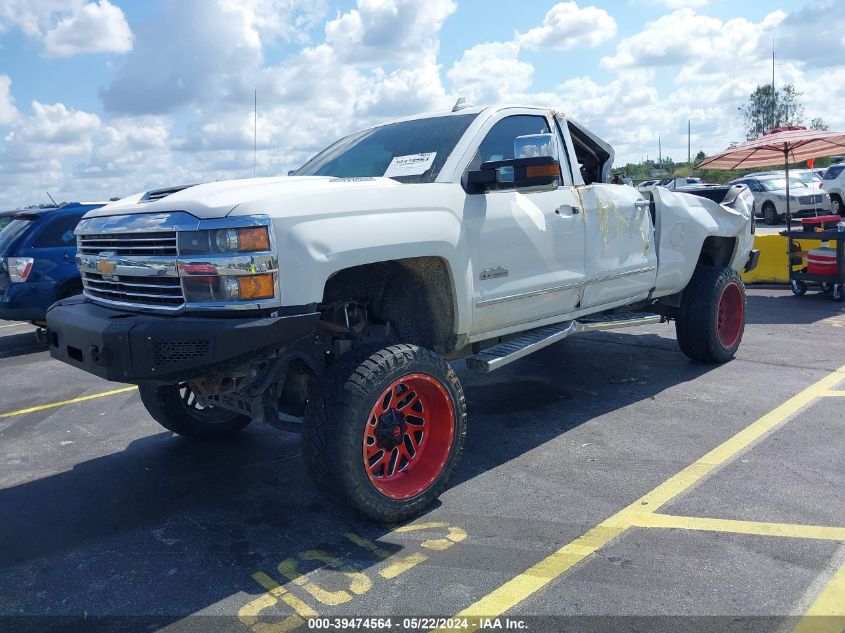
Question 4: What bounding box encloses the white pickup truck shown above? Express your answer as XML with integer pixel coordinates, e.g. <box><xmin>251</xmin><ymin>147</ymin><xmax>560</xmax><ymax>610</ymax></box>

<box><xmin>47</xmin><ymin>104</ymin><xmax>759</xmax><ymax>521</ymax></box>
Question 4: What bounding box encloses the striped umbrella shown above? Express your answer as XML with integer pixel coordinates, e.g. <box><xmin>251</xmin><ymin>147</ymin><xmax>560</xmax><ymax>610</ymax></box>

<box><xmin>698</xmin><ymin>126</ymin><xmax>845</xmax><ymax>229</ymax></box>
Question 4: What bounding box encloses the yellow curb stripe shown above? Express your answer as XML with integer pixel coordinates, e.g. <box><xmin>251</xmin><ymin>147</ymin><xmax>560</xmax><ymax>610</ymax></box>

<box><xmin>0</xmin><ymin>386</ymin><xmax>138</xmax><ymax>419</ymax></box>
<box><xmin>793</xmin><ymin>560</ymin><xmax>845</xmax><ymax>633</ymax></box>
<box><xmin>631</xmin><ymin>513</ymin><xmax>845</xmax><ymax>542</ymax></box>
<box><xmin>437</xmin><ymin>366</ymin><xmax>845</xmax><ymax>631</ymax></box>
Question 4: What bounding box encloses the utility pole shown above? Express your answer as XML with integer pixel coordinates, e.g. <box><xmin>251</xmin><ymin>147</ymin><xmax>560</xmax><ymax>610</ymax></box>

<box><xmin>658</xmin><ymin>136</ymin><xmax>662</xmax><ymax>171</ymax></box>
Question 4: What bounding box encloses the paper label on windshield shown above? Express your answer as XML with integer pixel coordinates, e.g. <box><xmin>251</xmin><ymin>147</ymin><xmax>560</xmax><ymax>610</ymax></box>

<box><xmin>384</xmin><ymin>152</ymin><xmax>436</xmax><ymax>177</ymax></box>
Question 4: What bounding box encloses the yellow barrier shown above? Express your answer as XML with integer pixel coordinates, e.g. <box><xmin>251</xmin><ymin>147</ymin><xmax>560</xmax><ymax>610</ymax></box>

<box><xmin>741</xmin><ymin>233</ymin><xmax>827</xmax><ymax>284</ymax></box>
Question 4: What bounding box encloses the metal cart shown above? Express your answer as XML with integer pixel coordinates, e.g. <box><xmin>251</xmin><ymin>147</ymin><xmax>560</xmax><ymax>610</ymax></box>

<box><xmin>781</xmin><ymin>227</ymin><xmax>845</xmax><ymax>301</ymax></box>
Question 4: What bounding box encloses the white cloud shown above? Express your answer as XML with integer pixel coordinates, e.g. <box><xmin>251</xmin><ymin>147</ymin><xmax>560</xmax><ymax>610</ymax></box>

<box><xmin>516</xmin><ymin>2</ymin><xmax>617</xmax><ymax>51</ymax></box>
<box><xmin>0</xmin><ymin>74</ymin><xmax>17</xmax><ymax>125</ymax></box>
<box><xmin>447</xmin><ymin>42</ymin><xmax>534</xmax><ymax>105</ymax></box>
<box><xmin>220</xmin><ymin>0</ymin><xmax>328</xmax><ymax>44</ymax></box>
<box><xmin>0</xmin><ymin>0</ymin><xmax>81</xmax><ymax>38</ymax></box>
<box><xmin>645</xmin><ymin>0</ymin><xmax>709</xmax><ymax>8</ymax></box>
<box><xmin>3</xmin><ymin>101</ymin><xmax>101</xmax><ymax>159</ymax></box>
<box><xmin>325</xmin><ymin>0</ymin><xmax>456</xmax><ymax>64</ymax></box>
<box><xmin>43</xmin><ymin>0</ymin><xmax>132</xmax><ymax>57</ymax></box>
<box><xmin>100</xmin><ymin>0</ymin><xmax>328</xmax><ymax>115</ymax></box>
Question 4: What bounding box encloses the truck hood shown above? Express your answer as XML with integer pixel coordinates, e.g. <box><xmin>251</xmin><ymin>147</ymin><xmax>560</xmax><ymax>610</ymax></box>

<box><xmin>83</xmin><ymin>176</ymin><xmax>404</xmax><ymax>220</ymax></box>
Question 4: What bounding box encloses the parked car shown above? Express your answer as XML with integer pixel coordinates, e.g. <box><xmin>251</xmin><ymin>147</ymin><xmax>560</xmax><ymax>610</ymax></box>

<box><xmin>0</xmin><ymin>209</ymin><xmax>17</xmax><ymax>231</ymax></box>
<box><xmin>47</xmin><ymin>105</ymin><xmax>754</xmax><ymax>522</ymax></box>
<box><xmin>821</xmin><ymin>162</ymin><xmax>845</xmax><ymax>215</ymax></box>
<box><xmin>665</xmin><ymin>177</ymin><xmax>702</xmax><ymax>190</ymax></box>
<box><xmin>729</xmin><ymin>175</ymin><xmax>830</xmax><ymax>225</ymax></box>
<box><xmin>748</xmin><ymin>169</ymin><xmax>824</xmax><ymax>189</ymax></box>
<box><xmin>636</xmin><ymin>179</ymin><xmax>658</xmax><ymax>194</ymax></box>
<box><xmin>0</xmin><ymin>202</ymin><xmax>106</xmax><ymax>324</ymax></box>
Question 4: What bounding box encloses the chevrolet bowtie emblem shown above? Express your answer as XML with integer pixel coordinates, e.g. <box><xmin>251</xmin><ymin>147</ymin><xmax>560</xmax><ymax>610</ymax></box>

<box><xmin>96</xmin><ymin>253</ymin><xmax>118</xmax><ymax>279</ymax></box>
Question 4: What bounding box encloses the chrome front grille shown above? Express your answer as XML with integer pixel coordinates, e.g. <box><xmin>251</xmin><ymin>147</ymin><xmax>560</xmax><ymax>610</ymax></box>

<box><xmin>799</xmin><ymin>194</ymin><xmax>823</xmax><ymax>205</ymax></box>
<box><xmin>78</xmin><ymin>232</ymin><xmax>178</xmax><ymax>256</ymax></box>
<box><xmin>75</xmin><ymin>211</ymin><xmax>279</xmax><ymax>312</ymax></box>
<box><xmin>82</xmin><ymin>272</ymin><xmax>184</xmax><ymax>307</ymax></box>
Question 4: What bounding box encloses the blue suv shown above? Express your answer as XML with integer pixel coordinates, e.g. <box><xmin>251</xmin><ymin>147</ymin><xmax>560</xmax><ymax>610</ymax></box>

<box><xmin>0</xmin><ymin>202</ymin><xmax>106</xmax><ymax>324</ymax></box>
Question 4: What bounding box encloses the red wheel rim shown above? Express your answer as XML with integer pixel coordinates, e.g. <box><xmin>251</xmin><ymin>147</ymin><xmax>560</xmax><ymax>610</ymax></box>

<box><xmin>716</xmin><ymin>282</ymin><xmax>744</xmax><ymax>348</ymax></box>
<box><xmin>362</xmin><ymin>373</ymin><xmax>455</xmax><ymax>500</ymax></box>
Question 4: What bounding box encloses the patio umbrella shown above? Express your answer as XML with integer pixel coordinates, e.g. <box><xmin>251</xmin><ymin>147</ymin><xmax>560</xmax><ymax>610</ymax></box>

<box><xmin>698</xmin><ymin>126</ymin><xmax>845</xmax><ymax>231</ymax></box>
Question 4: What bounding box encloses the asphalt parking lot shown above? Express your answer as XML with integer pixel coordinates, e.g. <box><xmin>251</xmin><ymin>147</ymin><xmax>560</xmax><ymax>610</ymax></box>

<box><xmin>1</xmin><ymin>287</ymin><xmax>844</xmax><ymax>633</ymax></box>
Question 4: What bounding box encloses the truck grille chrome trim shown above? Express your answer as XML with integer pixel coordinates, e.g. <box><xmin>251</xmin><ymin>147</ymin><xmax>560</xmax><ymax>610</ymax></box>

<box><xmin>83</xmin><ymin>272</ymin><xmax>184</xmax><ymax>308</ymax></box>
<box><xmin>78</xmin><ymin>232</ymin><xmax>178</xmax><ymax>256</ymax></box>
<box><xmin>74</xmin><ymin>212</ymin><xmax>279</xmax><ymax>313</ymax></box>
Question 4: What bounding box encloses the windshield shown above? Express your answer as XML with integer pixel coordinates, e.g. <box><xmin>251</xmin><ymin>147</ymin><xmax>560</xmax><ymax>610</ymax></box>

<box><xmin>792</xmin><ymin>171</ymin><xmax>821</xmax><ymax>183</ymax></box>
<box><xmin>0</xmin><ymin>217</ymin><xmax>37</xmax><ymax>253</ymax></box>
<box><xmin>294</xmin><ymin>113</ymin><xmax>479</xmax><ymax>183</ymax></box>
<box><xmin>760</xmin><ymin>179</ymin><xmax>807</xmax><ymax>191</ymax></box>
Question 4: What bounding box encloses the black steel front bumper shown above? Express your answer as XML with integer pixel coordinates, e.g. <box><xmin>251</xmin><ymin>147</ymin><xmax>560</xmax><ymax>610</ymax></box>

<box><xmin>47</xmin><ymin>295</ymin><xmax>319</xmax><ymax>384</ymax></box>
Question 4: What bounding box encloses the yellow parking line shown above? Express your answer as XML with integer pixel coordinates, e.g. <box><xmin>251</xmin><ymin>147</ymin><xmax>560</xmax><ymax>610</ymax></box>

<box><xmin>820</xmin><ymin>390</ymin><xmax>845</xmax><ymax>397</ymax></box>
<box><xmin>630</xmin><ymin>513</ymin><xmax>845</xmax><ymax>542</ymax></box>
<box><xmin>0</xmin><ymin>386</ymin><xmax>138</xmax><ymax>419</ymax></box>
<box><xmin>437</xmin><ymin>366</ymin><xmax>845</xmax><ymax>631</ymax></box>
<box><xmin>793</xmin><ymin>560</ymin><xmax>845</xmax><ymax>633</ymax></box>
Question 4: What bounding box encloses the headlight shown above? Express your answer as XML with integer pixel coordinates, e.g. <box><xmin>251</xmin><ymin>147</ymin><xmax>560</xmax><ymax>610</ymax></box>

<box><xmin>215</xmin><ymin>229</ymin><xmax>239</xmax><ymax>252</ymax></box>
<box><xmin>179</xmin><ymin>226</ymin><xmax>271</xmax><ymax>254</ymax></box>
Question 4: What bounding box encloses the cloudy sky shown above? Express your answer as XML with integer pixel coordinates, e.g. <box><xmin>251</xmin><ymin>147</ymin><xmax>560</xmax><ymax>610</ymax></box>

<box><xmin>0</xmin><ymin>0</ymin><xmax>842</xmax><ymax>207</ymax></box>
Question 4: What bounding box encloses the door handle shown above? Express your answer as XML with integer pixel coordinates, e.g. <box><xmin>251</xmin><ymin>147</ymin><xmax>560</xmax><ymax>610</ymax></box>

<box><xmin>556</xmin><ymin>205</ymin><xmax>579</xmax><ymax>215</ymax></box>
<box><xmin>634</xmin><ymin>200</ymin><xmax>650</xmax><ymax>209</ymax></box>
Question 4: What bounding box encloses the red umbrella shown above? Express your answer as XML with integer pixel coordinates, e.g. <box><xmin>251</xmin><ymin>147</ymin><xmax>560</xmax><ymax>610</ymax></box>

<box><xmin>698</xmin><ymin>126</ymin><xmax>845</xmax><ymax>230</ymax></box>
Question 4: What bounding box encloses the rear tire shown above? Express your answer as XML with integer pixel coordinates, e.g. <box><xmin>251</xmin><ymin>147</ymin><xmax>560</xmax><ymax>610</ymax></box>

<box><xmin>676</xmin><ymin>266</ymin><xmax>746</xmax><ymax>363</ymax></box>
<box><xmin>139</xmin><ymin>383</ymin><xmax>251</xmax><ymax>440</ymax></box>
<box><xmin>792</xmin><ymin>280</ymin><xmax>808</xmax><ymax>296</ymax></box>
<box><xmin>302</xmin><ymin>344</ymin><xmax>466</xmax><ymax>523</ymax></box>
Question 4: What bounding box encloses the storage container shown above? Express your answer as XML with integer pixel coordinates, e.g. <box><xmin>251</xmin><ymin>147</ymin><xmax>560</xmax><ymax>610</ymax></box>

<box><xmin>806</xmin><ymin>247</ymin><xmax>840</xmax><ymax>276</ymax></box>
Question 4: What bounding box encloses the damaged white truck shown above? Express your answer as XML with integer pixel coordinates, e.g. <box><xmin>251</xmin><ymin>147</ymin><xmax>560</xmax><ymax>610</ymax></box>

<box><xmin>47</xmin><ymin>105</ymin><xmax>759</xmax><ymax>522</ymax></box>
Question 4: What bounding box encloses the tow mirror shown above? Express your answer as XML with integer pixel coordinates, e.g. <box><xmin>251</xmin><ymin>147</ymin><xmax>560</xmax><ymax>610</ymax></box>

<box><xmin>466</xmin><ymin>132</ymin><xmax>561</xmax><ymax>194</ymax></box>
<box><xmin>466</xmin><ymin>156</ymin><xmax>561</xmax><ymax>194</ymax></box>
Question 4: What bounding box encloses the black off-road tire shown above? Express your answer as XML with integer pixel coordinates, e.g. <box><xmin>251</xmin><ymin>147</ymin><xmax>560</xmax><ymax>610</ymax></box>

<box><xmin>302</xmin><ymin>344</ymin><xmax>467</xmax><ymax>523</ymax></box>
<box><xmin>676</xmin><ymin>266</ymin><xmax>746</xmax><ymax>363</ymax></box>
<box><xmin>139</xmin><ymin>383</ymin><xmax>251</xmax><ymax>440</ymax></box>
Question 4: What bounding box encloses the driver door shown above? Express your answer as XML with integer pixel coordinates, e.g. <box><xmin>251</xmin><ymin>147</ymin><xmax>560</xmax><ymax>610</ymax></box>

<box><xmin>465</xmin><ymin>113</ymin><xmax>586</xmax><ymax>335</ymax></box>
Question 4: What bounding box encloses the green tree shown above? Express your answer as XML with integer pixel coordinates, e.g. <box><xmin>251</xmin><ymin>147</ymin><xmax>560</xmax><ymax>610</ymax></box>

<box><xmin>810</xmin><ymin>117</ymin><xmax>829</xmax><ymax>131</ymax></box>
<box><xmin>738</xmin><ymin>84</ymin><xmax>804</xmax><ymax>139</ymax></box>
<box><xmin>694</xmin><ymin>150</ymin><xmax>706</xmax><ymax>164</ymax></box>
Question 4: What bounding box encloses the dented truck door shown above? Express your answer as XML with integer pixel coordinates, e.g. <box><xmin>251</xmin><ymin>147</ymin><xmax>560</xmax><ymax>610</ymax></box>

<box><xmin>466</xmin><ymin>112</ymin><xmax>587</xmax><ymax>335</ymax></box>
<box><xmin>576</xmin><ymin>184</ymin><xmax>657</xmax><ymax>308</ymax></box>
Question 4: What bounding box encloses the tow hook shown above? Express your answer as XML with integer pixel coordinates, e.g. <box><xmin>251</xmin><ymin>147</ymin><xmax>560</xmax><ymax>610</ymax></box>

<box><xmin>89</xmin><ymin>345</ymin><xmax>107</xmax><ymax>367</ymax></box>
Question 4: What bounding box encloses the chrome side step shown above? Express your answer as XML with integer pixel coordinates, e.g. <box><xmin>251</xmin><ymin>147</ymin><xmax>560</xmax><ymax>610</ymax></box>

<box><xmin>465</xmin><ymin>313</ymin><xmax>663</xmax><ymax>373</ymax></box>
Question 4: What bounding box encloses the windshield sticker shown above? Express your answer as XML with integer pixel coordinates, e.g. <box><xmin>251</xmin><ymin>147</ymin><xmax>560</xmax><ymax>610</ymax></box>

<box><xmin>384</xmin><ymin>152</ymin><xmax>436</xmax><ymax>177</ymax></box>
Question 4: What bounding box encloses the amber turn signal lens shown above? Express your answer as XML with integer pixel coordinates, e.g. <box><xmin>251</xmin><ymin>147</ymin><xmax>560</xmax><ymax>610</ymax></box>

<box><xmin>525</xmin><ymin>165</ymin><xmax>559</xmax><ymax>178</ymax></box>
<box><xmin>237</xmin><ymin>227</ymin><xmax>271</xmax><ymax>251</ymax></box>
<box><xmin>237</xmin><ymin>274</ymin><xmax>275</xmax><ymax>300</ymax></box>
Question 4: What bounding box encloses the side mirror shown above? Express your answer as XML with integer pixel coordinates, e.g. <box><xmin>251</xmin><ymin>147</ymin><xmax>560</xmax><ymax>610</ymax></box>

<box><xmin>466</xmin><ymin>156</ymin><xmax>561</xmax><ymax>194</ymax></box>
